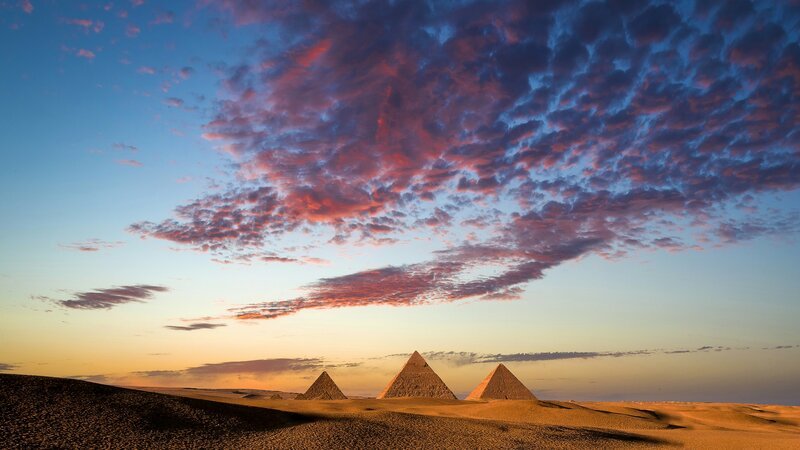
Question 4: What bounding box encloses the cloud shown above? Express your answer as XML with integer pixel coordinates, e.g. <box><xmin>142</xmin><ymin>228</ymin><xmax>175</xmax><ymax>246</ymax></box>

<box><xmin>113</xmin><ymin>142</ymin><xmax>138</xmax><ymax>153</ymax></box>
<box><xmin>76</xmin><ymin>49</ymin><xmax>95</xmax><ymax>60</ymax></box>
<box><xmin>407</xmin><ymin>346</ymin><xmax>753</xmax><ymax>366</ymax></box>
<box><xmin>0</xmin><ymin>363</ymin><xmax>17</xmax><ymax>372</ymax></box>
<box><xmin>133</xmin><ymin>357</ymin><xmax>339</xmax><ymax>378</ymax></box>
<box><xmin>151</xmin><ymin>10</ymin><xmax>175</xmax><ymax>25</ymax></box>
<box><xmin>59</xmin><ymin>239</ymin><xmax>124</xmax><ymax>252</ymax></box>
<box><xmin>37</xmin><ymin>284</ymin><xmax>167</xmax><ymax>310</ymax></box>
<box><xmin>164</xmin><ymin>97</ymin><xmax>184</xmax><ymax>108</ymax></box>
<box><xmin>21</xmin><ymin>0</ymin><xmax>33</xmax><ymax>14</ymax></box>
<box><xmin>63</xmin><ymin>18</ymin><xmax>104</xmax><ymax>33</ymax></box>
<box><xmin>69</xmin><ymin>374</ymin><xmax>109</xmax><ymax>383</ymax></box>
<box><xmin>178</xmin><ymin>66</ymin><xmax>194</xmax><ymax>79</ymax></box>
<box><xmin>762</xmin><ymin>345</ymin><xmax>800</xmax><ymax>350</ymax></box>
<box><xmin>132</xmin><ymin>1</ymin><xmax>800</xmax><ymax>319</ymax></box>
<box><xmin>164</xmin><ymin>322</ymin><xmax>226</xmax><ymax>331</ymax></box>
<box><xmin>137</xmin><ymin>66</ymin><xmax>155</xmax><ymax>75</ymax></box>
<box><xmin>116</xmin><ymin>159</ymin><xmax>143</xmax><ymax>167</ymax></box>
<box><xmin>126</xmin><ymin>24</ymin><xmax>140</xmax><ymax>37</ymax></box>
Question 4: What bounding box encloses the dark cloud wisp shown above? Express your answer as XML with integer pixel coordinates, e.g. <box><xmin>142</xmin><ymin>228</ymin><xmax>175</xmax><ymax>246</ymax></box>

<box><xmin>133</xmin><ymin>357</ymin><xmax>358</xmax><ymax>378</ymax></box>
<box><xmin>38</xmin><ymin>285</ymin><xmax>168</xmax><ymax>310</ymax></box>
<box><xmin>164</xmin><ymin>322</ymin><xmax>226</xmax><ymax>331</ymax></box>
<box><xmin>417</xmin><ymin>345</ymin><xmax>752</xmax><ymax>366</ymax></box>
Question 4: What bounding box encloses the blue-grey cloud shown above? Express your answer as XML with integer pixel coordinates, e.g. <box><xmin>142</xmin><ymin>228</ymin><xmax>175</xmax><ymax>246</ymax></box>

<box><xmin>164</xmin><ymin>322</ymin><xmax>226</xmax><ymax>331</ymax></box>
<box><xmin>37</xmin><ymin>285</ymin><xmax>168</xmax><ymax>310</ymax></box>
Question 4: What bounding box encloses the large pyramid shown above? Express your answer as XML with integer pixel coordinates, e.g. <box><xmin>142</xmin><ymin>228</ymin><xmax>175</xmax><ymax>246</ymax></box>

<box><xmin>377</xmin><ymin>351</ymin><xmax>456</xmax><ymax>399</ymax></box>
<box><xmin>466</xmin><ymin>364</ymin><xmax>537</xmax><ymax>401</ymax></box>
<box><xmin>295</xmin><ymin>371</ymin><xmax>347</xmax><ymax>400</ymax></box>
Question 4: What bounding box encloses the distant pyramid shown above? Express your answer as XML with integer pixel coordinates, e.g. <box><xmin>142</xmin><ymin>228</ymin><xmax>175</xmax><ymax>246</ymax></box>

<box><xmin>269</xmin><ymin>393</ymin><xmax>283</xmax><ymax>400</ymax></box>
<box><xmin>466</xmin><ymin>364</ymin><xmax>537</xmax><ymax>401</ymax></box>
<box><xmin>296</xmin><ymin>371</ymin><xmax>347</xmax><ymax>400</ymax></box>
<box><xmin>377</xmin><ymin>351</ymin><xmax>457</xmax><ymax>399</ymax></box>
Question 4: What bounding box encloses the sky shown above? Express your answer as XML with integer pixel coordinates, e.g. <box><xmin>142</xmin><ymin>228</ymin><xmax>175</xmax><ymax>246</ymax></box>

<box><xmin>1</xmin><ymin>0</ymin><xmax>799</xmax><ymax>404</ymax></box>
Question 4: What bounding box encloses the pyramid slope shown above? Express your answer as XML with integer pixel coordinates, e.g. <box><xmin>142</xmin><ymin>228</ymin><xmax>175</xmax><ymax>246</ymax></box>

<box><xmin>296</xmin><ymin>371</ymin><xmax>347</xmax><ymax>400</ymax></box>
<box><xmin>377</xmin><ymin>351</ymin><xmax>456</xmax><ymax>399</ymax></box>
<box><xmin>466</xmin><ymin>364</ymin><xmax>537</xmax><ymax>401</ymax></box>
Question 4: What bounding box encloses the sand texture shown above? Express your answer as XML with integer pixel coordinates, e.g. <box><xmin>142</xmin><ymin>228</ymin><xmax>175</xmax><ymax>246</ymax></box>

<box><xmin>466</xmin><ymin>363</ymin><xmax>537</xmax><ymax>401</ymax></box>
<box><xmin>377</xmin><ymin>351</ymin><xmax>457</xmax><ymax>399</ymax></box>
<box><xmin>3</xmin><ymin>374</ymin><xmax>800</xmax><ymax>449</ymax></box>
<box><xmin>296</xmin><ymin>371</ymin><xmax>347</xmax><ymax>400</ymax></box>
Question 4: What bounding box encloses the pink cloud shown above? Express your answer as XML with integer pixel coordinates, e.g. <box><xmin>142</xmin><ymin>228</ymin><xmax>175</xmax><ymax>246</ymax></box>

<box><xmin>76</xmin><ymin>49</ymin><xmax>95</xmax><ymax>60</ymax></box>
<box><xmin>64</xmin><ymin>18</ymin><xmax>104</xmax><ymax>33</ymax></box>
<box><xmin>59</xmin><ymin>239</ymin><xmax>124</xmax><ymax>252</ymax></box>
<box><xmin>126</xmin><ymin>24</ymin><xmax>141</xmax><ymax>37</ymax></box>
<box><xmin>164</xmin><ymin>97</ymin><xmax>184</xmax><ymax>108</ymax></box>
<box><xmin>116</xmin><ymin>159</ymin><xmax>143</xmax><ymax>167</ymax></box>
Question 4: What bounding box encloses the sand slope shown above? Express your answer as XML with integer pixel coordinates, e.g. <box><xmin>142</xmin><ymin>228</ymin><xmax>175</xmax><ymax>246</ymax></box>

<box><xmin>141</xmin><ymin>386</ymin><xmax>800</xmax><ymax>449</ymax></box>
<box><xmin>0</xmin><ymin>374</ymin><xmax>666</xmax><ymax>449</ymax></box>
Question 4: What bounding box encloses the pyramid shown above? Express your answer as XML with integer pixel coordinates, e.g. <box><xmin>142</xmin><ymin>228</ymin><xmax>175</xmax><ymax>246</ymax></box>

<box><xmin>295</xmin><ymin>371</ymin><xmax>347</xmax><ymax>400</ymax></box>
<box><xmin>377</xmin><ymin>351</ymin><xmax>456</xmax><ymax>399</ymax></box>
<box><xmin>466</xmin><ymin>364</ymin><xmax>537</xmax><ymax>401</ymax></box>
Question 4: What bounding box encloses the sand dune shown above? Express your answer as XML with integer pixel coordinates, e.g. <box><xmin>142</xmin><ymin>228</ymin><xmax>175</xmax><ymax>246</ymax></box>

<box><xmin>2</xmin><ymin>374</ymin><xmax>798</xmax><ymax>449</ymax></box>
<box><xmin>140</xmin><ymin>386</ymin><xmax>800</xmax><ymax>449</ymax></box>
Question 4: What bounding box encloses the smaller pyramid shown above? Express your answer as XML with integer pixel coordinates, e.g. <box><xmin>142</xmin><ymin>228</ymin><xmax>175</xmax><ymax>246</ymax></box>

<box><xmin>466</xmin><ymin>364</ymin><xmax>537</xmax><ymax>401</ymax></box>
<box><xmin>377</xmin><ymin>351</ymin><xmax>456</xmax><ymax>399</ymax></box>
<box><xmin>296</xmin><ymin>371</ymin><xmax>347</xmax><ymax>400</ymax></box>
<box><xmin>269</xmin><ymin>393</ymin><xmax>283</xmax><ymax>400</ymax></box>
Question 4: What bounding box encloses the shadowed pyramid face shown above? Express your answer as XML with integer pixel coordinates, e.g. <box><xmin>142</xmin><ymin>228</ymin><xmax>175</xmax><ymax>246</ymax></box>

<box><xmin>377</xmin><ymin>351</ymin><xmax>456</xmax><ymax>399</ymax></box>
<box><xmin>296</xmin><ymin>371</ymin><xmax>347</xmax><ymax>400</ymax></box>
<box><xmin>466</xmin><ymin>364</ymin><xmax>536</xmax><ymax>401</ymax></box>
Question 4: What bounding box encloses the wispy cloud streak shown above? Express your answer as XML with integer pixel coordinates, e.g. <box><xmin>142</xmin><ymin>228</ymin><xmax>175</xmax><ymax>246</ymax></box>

<box><xmin>37</xmin><ymin>284</ymin><xmax>167</xmax><ymax>310</ymax></box>
<box><xmin>410</xmin><ymin>345</ymin><xmax>764</xmax><ymax>366</ymax></box>
<box><xmin>164</xmin><ymin>322</ymin><xmax>226</xmax><ymax>331</ymax></box>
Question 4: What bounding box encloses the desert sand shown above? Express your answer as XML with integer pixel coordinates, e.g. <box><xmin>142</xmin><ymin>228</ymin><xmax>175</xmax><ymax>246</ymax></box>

<box><xmin>2</xmin><ymin>374</ymin><xmax>799</xmax><ymax>449</ymax></box>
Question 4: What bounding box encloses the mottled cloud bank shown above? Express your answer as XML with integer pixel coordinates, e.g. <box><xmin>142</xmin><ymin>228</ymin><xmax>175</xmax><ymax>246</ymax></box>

<box><xmin>164</xmin><ymin>322</ymin><xmax>226</xmax><ymax>331</ymax></box>
<box><xmin>37</xmin><ymin>285</ymin><xmax>167</xmax><ymax>310</ymax></box>
<box><xmin>133</xmin><ymin>0</ymin><xmax>800</xmax><ymax>319</ymax></box>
